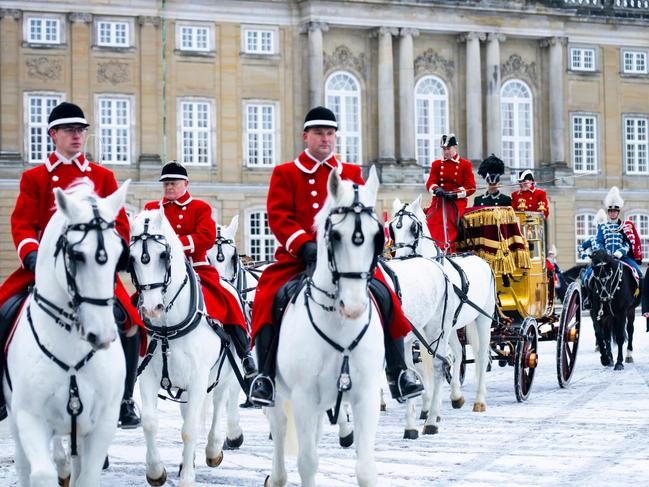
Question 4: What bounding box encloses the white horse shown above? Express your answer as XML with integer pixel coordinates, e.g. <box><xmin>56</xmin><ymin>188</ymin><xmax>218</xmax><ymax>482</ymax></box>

<box><xmin>4</xmin><ymin>181</ymin><xmax>129</xmax><ymax>487</ymax></box>
<box><xmin>265</xmin><ymin>167</ymin><xmax>385</xmax><ymax>487</ymax></box>
<box><xmin>389</xmin><ymin>196</ymin><xmax>495</xmax><ymax>434</ymax></box>
<box><xmin>129</xmin><ymin>209</ymin><xmax>242</xmax><ymax>487</ymax></box>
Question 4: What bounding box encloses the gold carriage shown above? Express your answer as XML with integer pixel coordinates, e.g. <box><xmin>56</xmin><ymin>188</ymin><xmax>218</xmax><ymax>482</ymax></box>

<box><xmin>457</xmin><ymin>206</ymin><xmax>582</xmax><ymax>401</ymax></box>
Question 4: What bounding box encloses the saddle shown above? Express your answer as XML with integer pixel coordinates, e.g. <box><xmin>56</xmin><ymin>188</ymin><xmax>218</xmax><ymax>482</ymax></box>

<box><xmin>0</xmin><ymin>292</ymin><xmax>28</xmax><ymax>359</ymax></box>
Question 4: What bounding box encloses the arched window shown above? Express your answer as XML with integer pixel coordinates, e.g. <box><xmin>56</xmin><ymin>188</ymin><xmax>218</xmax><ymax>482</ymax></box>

<box><xmin>575</xmin><ymin>212</ymin><xmax>598</xmax><ymax>262</ymax></box>
<box><xmin>414</xmin><ymin>76</ymin><xmax>449</xmax><ymax>166</ymax></box>
<box><xmin>626</xmin><ymin>212</ymin><xmax>649</xmax><ymax>262</ymax></box>
<box><xmin>501</xmin><ymin>79</ymin><xmax>533</xmax><ymax>169</ymax></box>
<box><xmin>325</xmin><ymin>71</ymin><xmax>362</xmax><ymax>164</ymax></box>
<box><xmin>246</xmin><ymin>209</ymin><xmax>277</xmax><ymax>262</ymax></box>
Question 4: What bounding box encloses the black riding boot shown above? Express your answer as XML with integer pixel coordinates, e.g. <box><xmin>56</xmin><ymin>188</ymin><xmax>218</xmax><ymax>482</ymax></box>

<box><xmin>118</xmin><ymin>330</ymin><xmax>141</xmax><ymax>429</ymax></box>
<box><xmin>225</xmin><ymin>324</ymin><xmax>258</xmax><ymax>379</ymax></box>
<box><xmin>0</xmin><ymin>292</ymin><xmax>28</xmax><ymax>421</ymax></box>
<box><xmin>249</xmin><ymin>325</ymin><xmax>277</xmax><ymax>407</ymax></box>
<box><xmin>384</xmin><ymin>335</ymin><xmax>424</xmax><ymax>403</ymax></box>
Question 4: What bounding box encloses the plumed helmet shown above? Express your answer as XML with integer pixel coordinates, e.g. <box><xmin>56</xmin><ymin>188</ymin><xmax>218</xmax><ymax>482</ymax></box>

<box><xmin>518</xmin><ymin>169</ymin><xmax>534</xmax><ymax>182</ymax></box>
<box><xmin>440</xmin><ymin>133</ymin><xmax>458</xmax><ymax>148</ymax></box>
<box><xmin>48</xmin><ymin>102</ymin><xmax>89</xmax><ymax>130</ymax></box>
<box><xmin>478</xmin><ymin>154</ymin><xmax>505</xmax><ymax>184</ymax></box>
<box><xmin>303</xmin><ymin>106</ymin><xmax>338</xmax><ymax>130</ymax></box>
<box><xmin>159</xmin><ymin>160</ymin><xmax>188</xmax><ymax>181</ymax></box>
<box><xmin>548</xmin><ymin>244</ymin><xmax>557</xmax><ymax>256</ymax></box>
<box><xmin>603</xmin><ymin>186</ymin><xmax>624</xmax><ymax>210</ymax></box>
<box><xmin>595</xmin><ymin>208</ymin><xmax>607</xmax><ymax>225</ymax></box>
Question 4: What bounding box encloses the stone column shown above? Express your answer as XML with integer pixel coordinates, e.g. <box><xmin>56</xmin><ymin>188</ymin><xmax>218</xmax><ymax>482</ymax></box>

<box><xmin>459</xmin><ymin>32</ymin><xmax>485</xmax><ymax>161</ymax></box>
<box><xmin>544</xmin><ymin>37</ymin><xmax>567</xmax><ymax>164</ymax></box>
<box><xmin>301</xmin><ymin>21</ymin><xmax>328</xmax><ymax>108</ymax></box>
<box><xmin>68</xmin><ymin>13</ymin><xmax>92</xmax><ymax>118</ymax></box>
<box><xmin>485</xmin><ymin>33</ymin><xmax>505</xmax><ymax>158</ymax></box>
<box><xmin>398</xmin><ymin>28</ymin><xmax>419</xmax><ymax>164</ymax></box>
<box><xmin>376</xmin><ymin>27</ymin><xmax>398</xmax><ymax>163</ymax></box>
<box><xmin>138</xmin><ymin>16</ymin><xmax>162</xmax><ymax>166</ymax></box>
<box><xmin>0</xmin><ymin>9</ymin><xmax>22</xmax><ymax>164</ymax></box>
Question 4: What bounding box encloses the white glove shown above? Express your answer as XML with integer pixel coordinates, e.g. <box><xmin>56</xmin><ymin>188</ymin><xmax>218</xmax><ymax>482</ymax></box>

<box><xmin>613</xmin><ymin>250</ymin><xmax>623</xmax><ymax>259</ymax></box>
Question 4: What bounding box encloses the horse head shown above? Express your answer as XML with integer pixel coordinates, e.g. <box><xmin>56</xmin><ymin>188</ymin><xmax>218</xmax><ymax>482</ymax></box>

<box><xmin>208</xmin><ymin>215</ymin><xmax>239</xmax><ymax>282</ymax></box>
<box><xmin>591</xmin><ymin>248</ymin><xmax>617</xmax><ymax>269</ymax></box>
<box><xmin>129</xmin><ymin>208</ymin><xmax>183</xmax><ymax>319</ymax></box>
<box><xmin>50</xmin><ymin>179</ymin><xmax>130</xmax><ymax>350</ymax></box>
<box><xmin>389</xmin><ymin>195</ymin><xmax>428</xmax><ymax>258</ymax></box>
<box><xmin>313</xmin><ymin>165</ymin><xmax>383</xmax><ymax>320</ymax></box>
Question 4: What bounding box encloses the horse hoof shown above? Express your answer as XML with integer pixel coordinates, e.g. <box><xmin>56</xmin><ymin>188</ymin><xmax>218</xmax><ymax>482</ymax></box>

<box><xmin>403</xmin><ymin>429</ymin><xmax>419</xmax><ymax>440</ymax></box>
<box><xmin>206</xmin><ymin>451</ymin><xmax>224</xmax><ymax>468</ymax></box>
<box><xmin>224</xmin><ymin>433</ymin><xmax>244</xmax><ymax>450</ymax></box>
<box><xmin>264</xmin><ymin>475</ymin><xmax>271</xmax><ymax>487</ymax></box>
<box><xmin>268</xmin><ymin>432</ymin><xmax>272</xmax><ymax>441</ymax></box>
<box><xmin>146</xmin><ymin>468</ymin><xmax>167</xmax><ymax>486</ymax></box>
<box><xmin>451</xmin><ymin>397</ymin><xmax>465</xmax><ymax>409</ymax></box>
<box><xmin>473</xmin><ymin>402</ymin><xmax>487</xmax><ymax>412</ymax></box>
<box><xmin>625</xmin><ymin>356</ymin><xmax>634</xmax><ymax>364</ymax></box>
<box><xmin>614</xmin><ymin>363</ymin><xmax>624</xmax><ymax>371</ymax></box>
<box><xmin>380</xmin><ymin>403</ymin><xmax>387</xmax><ymax>412</ymax></box>
<box><xmin>339</xmin><ymin>431</ymin><xmax>354</xmax><ymax>448</ymax></box>
<box><xmin>419</xmin><ymin>410</ymin><xmax>428</xmax><ymax>420</ymax></box>
<box><xmin>422</xmin><ymin>424</ymin><xmax>438</xmax><ymax>435</ymax></box>
<box><xmin>58</xmin><ymin>476</ymin><xmax>70</xmax><ymax>487</ymax></box>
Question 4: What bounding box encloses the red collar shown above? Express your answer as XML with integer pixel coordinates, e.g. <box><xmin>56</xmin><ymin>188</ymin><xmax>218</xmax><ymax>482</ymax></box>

<box><xmin>161</xmin><ymin>191</ymin><xmax>193</xmax><ymax>207</ymax></box>
<box><xmin>294</xmin><ymin>150</ymin><xmax>343</xmax><ymax>175</ymax></box>
<box><xmin>443</xmin><ymin>154</ymin><xmax>460</xmax><ymax>163</ymax></box>
<box><xmin>45</xmin><ymin>152</ymin><xmax>89</xmax><ymax>173</ymax></box>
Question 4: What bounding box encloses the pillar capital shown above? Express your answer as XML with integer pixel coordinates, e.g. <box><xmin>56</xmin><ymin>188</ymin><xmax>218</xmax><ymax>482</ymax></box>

<box><xmin>371</xmin><ymin>26</ymin><xmax>399</xmax><ymax>38</ymax></box>
<box><xmin>399</xmin><ymin>27</ymin><xmax>420</xmax><ymax>38</ymax></box>
<box><xmin>540</xmin><ymin>36</ymin><xmax>568</xmax><ymax>48</ymax></box>
<box><xmin>0</xmin><ymin>9</ymin><xmax>21</xmax><ymax>20</ymax></box>
<box><xmin>487</xmin><ymin>32</ymin><xmax>506</xmax><ymax>43</ymax></box>
<box><xmin>68</xmin><ymin>12</ymin><xmax>92</xmax><ymax>24</ymax></box>
<box><xmin>458</xmin><ymin>31</ymin><xmax>486</xmax><ymax>43</ymax></box>
<box><xmin>138</xmin><ymin>16</ymin><xmax>162</xmax><ymax>27</ymax></box>
<box><xmin>300</xmin><ymin>21</ymin><xmax>329</xmax><ymax>34</ymax></box>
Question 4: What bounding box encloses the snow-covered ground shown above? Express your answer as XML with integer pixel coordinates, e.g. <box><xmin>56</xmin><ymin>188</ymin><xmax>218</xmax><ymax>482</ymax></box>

<box><xmin>2</xmin><ymin>315</ymin><xmax>649</xmax><ymax>486</ymax></box>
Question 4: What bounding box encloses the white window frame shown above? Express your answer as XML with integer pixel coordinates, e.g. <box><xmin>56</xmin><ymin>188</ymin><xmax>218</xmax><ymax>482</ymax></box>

<box><xmin>626</xmin><ymin>212</ymin><xmax>649</xmax><ymax>263</ymax></box>
<box><xmin>243</xmin><ymin>100</ymin><xmax>279</xmax><ymax>168</ymax></box>
<box><xmin>414</xmin><ymin>75</ymin><xmax>449</xmax><ymax>166</ymax></box>
<box><xmin>570</xmin><ymin>113</ymin><xmax>598</xmax><ymax>174</ymax></box>
<box><xmin>325</xmin><ymin>71</ymin><xmax>363</xmax><ymax>165</ymax></box>
<box><xmin>621</xmin><ymin>49</ymin><xmax>648</xmax><ymax>75</ymax></box>
<box><xmin>500</xmin><ymin>79</ymin><xmax>534</xmax><ymax>169</ymax></box>
<box><xmin>177</xmin><ymin>98</ymin><xmax>214</xmax><ymax>166</ymax></box>
<box><xmin>245</xmin><ymin>208</ymin><xmax>277</xmax><ymax>262</ymax></box>
<box><xmin>95</xmin><ymin>18</ymin><xmax>132</xmax><ymax>48</ymax></box>
<box><xmin>569</xmin><ymin>46</ymin><xmax>597</xmax><ymax>72</ymax></box>
<box><xmin>623</xmin><ymin>115</ymin><xmax>649</xmax><ymax>175</ymax></box>
<box><xmin>23</xmin><ymin>14</ymin><xmax>64</xmax><ymax>45</ymax></box>
<box><xmin>175</xmin><ymin>22</ymin><xmax>213</xmax><ymax>53</ymax></box>
<box><xmin>23</xmin><ymin>91</ymin><xmax>64</xmax><ymax>164</ymax></box>
<box><xmin>241</xmin><ymin>26</ymin><xmax>278</xmax><ymax>55</ymax></box>
<box><xmin>575</xmin><ymin>212</ymin><xmax>598</xmax><ymax>262</ymax></box>
<box><xmin>94</xmin><ymin>94</ymin><xmax>134</xmax><ymax>165</ymax></box>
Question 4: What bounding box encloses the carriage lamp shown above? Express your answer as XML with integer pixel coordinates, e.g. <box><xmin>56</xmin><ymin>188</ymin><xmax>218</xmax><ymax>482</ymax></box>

<box><xmin>526</xmin><ymin>351</ymin><xmax>538</xmax><ymax>369</ymax></box>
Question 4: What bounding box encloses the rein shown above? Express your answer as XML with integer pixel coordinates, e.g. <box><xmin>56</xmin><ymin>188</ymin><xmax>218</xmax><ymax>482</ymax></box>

<box><xmin>590</xmin><ymin>257</ymin><xmax>623</xmax><ymax>321</ymax></box>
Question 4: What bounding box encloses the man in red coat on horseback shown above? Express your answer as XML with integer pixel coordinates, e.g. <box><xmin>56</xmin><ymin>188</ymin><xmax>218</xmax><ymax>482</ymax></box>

<box><xmin>0</xmin><ymin>102</ymin><xmax>142</xmax><ymax>427</ymax></box>
<box><xmin>143</xmin><ymin>161</ymin><xmax>256</xmax><ymax>380</ymax></box>
<box><xmin>249</xmin><ymin>106</ymin><xmax>423</xmax><ymax>407</ymax></box>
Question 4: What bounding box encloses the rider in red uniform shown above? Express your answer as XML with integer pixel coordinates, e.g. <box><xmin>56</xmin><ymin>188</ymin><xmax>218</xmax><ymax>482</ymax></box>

<box><xmin>0</xmin><ymin>102</ymin><xmax>143</xmax><ymax>426</ymax></box>
<box><xmin>143</xmin><ymin>161</ymin><xmax>256</xmax><ymax>380</ymax></box>
<box><xmin>511</xmin><ymin>169</ymin><xmax>549</xmax><ymax>218</ymax></box>
<box><xmin>249</xmin><ymin>106</ymin><xmax>423</xmax><ymax>406</ymax></box>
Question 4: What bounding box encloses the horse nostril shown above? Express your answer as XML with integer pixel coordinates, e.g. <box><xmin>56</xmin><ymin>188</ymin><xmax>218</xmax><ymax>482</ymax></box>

<box><xmin>87</xmin><ymin>332</ymin><xmax>98</xmax><ymax>345</ymax></box>
<box><xmin>155</xmin><ymin>304</ymin><xmax>164</xmax><ymax>312</ymax></box>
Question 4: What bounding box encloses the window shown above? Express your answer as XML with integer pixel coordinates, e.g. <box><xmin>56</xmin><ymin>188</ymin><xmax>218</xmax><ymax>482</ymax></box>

<box><xmin>570</xmin><ymin>47</ymin><xmax>596</xmax><ymax>72</ymax></box>
<box><xmin>325</xmin><ymin>71</ymin><xmax>362</xmax><ymax>165</ymax></box>
<box><xmin>177</xmin><ymin>25</ymin><xmax>211</xmax><ymax>52</ymax></box>
<box><xmin>97</xmin><ymin>96</ymin><xmax>131</xmax><ymax>165</ymax></box>
<box><xmin>243</xmin><ymin>29</ymin><xmax>274</xmax><ymax>54</ymax></box>
<box><xmin>179</xmin><ymin>100</ymin><xmax>211</xmax><ymax>166</ymax></box>
<box><xmin>244</xmin><ymin>103</ymin><xmax>276</xmax><ymax>168</ymax></box>
<box><xmin>25</xmin><ymin>93</ymin><xmax>62</xmax><ymax>163</ymax></box>
<box><xmin>627</xmin><ymin>213</ymin><xmax>649</xmax><ymax>262</ymax></box>
<box><xmin>624</xmin><ymin>116</ymin><xmax>648</xmax><ymax>174</ymax></box>
<box><xmin>414</xmin><ymin>76</ymin><xmax>449</xmax><ymax>166</ymax></box>
<box><xmin>575</xmin><ymin>212</ymin><xmax>598</xmax><ymax>262</ymax></box>
<box><xmin>247</xmin><ymin>210</ymin><xmax>277</xmax><ymax>262</ymax></box>
<box><xmin>27</xmin><ymin>17</ymin><xmax>61</xmax><ymax>44</ymax></box>
<box><xmin>501</xmin><ymin>79</ymin><xmax>533</xmax><ymax>169</ymax></box>
<box><xmin>97</xmin><ymin>20</ymin><xmax>129</xmax><ymax>47</ymax></box>
<box><xmin>571</xmin><ymin>114</ymin><xmax>598</xmax><ymax>173</ymax></box>
<box><xmin>622</xmin><ymin>50</ymin><xmax>648</xmax><ymax>74</ymax></box>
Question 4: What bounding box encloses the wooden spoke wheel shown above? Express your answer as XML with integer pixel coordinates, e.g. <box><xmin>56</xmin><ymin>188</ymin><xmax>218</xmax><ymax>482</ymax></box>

<box><xmin>514</xmin><ymin>317</ymin><xmax>538</xmax><ymax>402</ymax></box>
<box><xmin>556</xmin><ymin>282</ymin><xmax>582</xmax><ymax>388</ymax></box>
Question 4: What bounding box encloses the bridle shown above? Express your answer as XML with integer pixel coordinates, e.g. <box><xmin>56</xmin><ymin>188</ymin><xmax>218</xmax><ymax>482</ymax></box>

<box><xmin>589</xmin><ymin>251</ymin><xmax>623</xmax><ymax>320</ymax></box>
<box><xmin>214</xmin><ymin>226</ymin><xmax>241</xmax><ymax>283</ymax></box>
<box><xmin>389</xmin><ymin>204</ymin><xmax>440</xmax><ymax>259</ymax></box>
<box><xmin>129</xmin><ymin>217</ymin><xmax>172</xmax><ymax>294</ymax></box>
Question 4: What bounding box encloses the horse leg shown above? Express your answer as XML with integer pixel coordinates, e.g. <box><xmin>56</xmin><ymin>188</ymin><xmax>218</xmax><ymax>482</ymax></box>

<box><xmin>224</xmin><ymin>379</ymin><xmax>244</xmax><ymax>448</ymax></box>
<box><xmin>351</xmin><ymin>383</ymin><xmax>380</xmax><ymax>487</ymax></box>
<box><xmin>265</xmin><ymin>402</ymin><xmax>288</xmax><ymax>487</ymax></box>
<box><xmin>178</xmin><ymin>381</ymin><xmax>208</xmax><ymax>487</ymax></box>
<box><xmin>292</xmin><ymin>398</ymin><xmax>320</xmax><ymax>487</ymax></box>
<box><xmin>337</xmin><ymin>402</ymin><xmax>354</xmax><ymax>447</ymax></box>
<box><xmin>52</xmin><ymin>435</ymin><xmax>70</xmax><ymax>486</ymax></box>
<box><xmin>626</xmin><ymin>309</ymin><xmax>635</xmax><ymax>363</ymax></box>
<box><xmin>403</xmin><ymin>397</ymin><xmax>419</xmax><ymax>439</ymax></box>
<box><xmin>205</xmin><ymin>382</ymin><xmax>228</xmax><ymax>466</ymax></box>
<box><xmin>613</xmin><ymin>316</ymin><xmax>626</xmax><ymax>371</ymax></box>
<box><xmin>448</xmin><ymin>330</ymin><xmax>465</xmax><ymax>408</ymax></box>
<box><xmin>472</xmin><ymin>316</ymin><xmax>491</xmax><ymax>412</ymax></box>
<box><xmin>12</xmin><ymin>409</ymin><xmax>56</xmax><ymax>487</ymax></box>
<box><xmin>74</xmin><ymin>410</ymin><xmax>120</xmax><ymax>487</ymax></box>
<box><xmin>422</xmin><ymin>356</ymin><xmax>444</xmax><ymax>435</ymax></box>
<box><xmin>8</xmin><ymin>416</ymin><xmax>30</xmax><ymax>487</ymax></box>
<box><xmin>140</xmin><ymin>372</ymin><xmax>166</xmax><ymax>485</ymax></box>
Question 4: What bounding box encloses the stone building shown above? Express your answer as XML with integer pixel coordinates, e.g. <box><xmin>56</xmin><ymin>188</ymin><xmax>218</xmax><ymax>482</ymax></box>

<box><xmin>0</xmin><ymin>0</ymin><xmax>648</xmax><ymax>280</ymax></box>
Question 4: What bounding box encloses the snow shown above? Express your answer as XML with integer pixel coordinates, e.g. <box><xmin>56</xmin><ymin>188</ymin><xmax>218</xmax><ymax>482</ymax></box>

<box><xmin>2</xmin><ymin>315</ymin><xmax>649</xmax><ymax>486</ymax></box>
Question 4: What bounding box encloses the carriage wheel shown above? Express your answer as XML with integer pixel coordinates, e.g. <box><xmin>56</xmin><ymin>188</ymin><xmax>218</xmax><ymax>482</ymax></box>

<box><xmin>444</xmin><ymin>342</ymin><xmax>466</xmax><ymax>386</ymax></box>
<box><xmin>556</xmin><ymin>282</ymin><xmax>582</xmax><ymax>388</ymax></box>
<box><xmin>514</xmin><ymin>317</ymin><xmax>538</xmax><ymax>402</ymax></box>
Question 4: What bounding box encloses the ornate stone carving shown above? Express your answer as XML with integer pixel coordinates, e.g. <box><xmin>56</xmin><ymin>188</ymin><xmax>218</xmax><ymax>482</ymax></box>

<box><xmin>399</xmin><ymin>28</ymin><xmax>420</xmax><ymax>38</ymax></box>
<box><xmin>97</xmin><ymin>60</ymin><xmax>130</xmax><ymax>85</ymax></box>
<box><xmin>26</xmin><ymin>57</ymin><xmax>62</xmax><ymax>81</ymax></box>
<box><xmin>414</xmin><ymin>48</ymin><xmax>455</xmax><ymax>79</ymax></box>
<box><xmin>299</xmin><ymin>21</ymin><xmax>329</xmax><ymax>35</ymax></box>
<box><xmin>0</xmin><ymin>9</ymin><xmax>21</xmax><ymax>20</ymax></box>
<box><xmin>324</xmin><ymin>45</ymin><xmax>367</xmax><ymax>77</ymax></box>
<box><xmin>138</xmin><ymin>16</ymin><xmax>161</xmax><ymax>27</ymax></box>
<box><xmin>68</xmin><ymin>12</ymin><xmax>92</xmax><ymax>23</ymax></box>
<box><xmin>500</xmin><ymin>54</ymin><xmax>537</xmax><ymax>85</ymax></box>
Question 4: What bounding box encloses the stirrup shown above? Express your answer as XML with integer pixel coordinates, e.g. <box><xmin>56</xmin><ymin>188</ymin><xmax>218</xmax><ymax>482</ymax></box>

<box><xmin>249</xmin><ymin>374</ymin><xmax>275</xmax><ymax>407</ymax></box>
<box><xmin>388</xmin><ymin>369</ymin><xmax>424</xmax><ymax>403</ymax></box>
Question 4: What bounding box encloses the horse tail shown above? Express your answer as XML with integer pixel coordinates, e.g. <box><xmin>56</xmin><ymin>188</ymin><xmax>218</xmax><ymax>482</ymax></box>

<box><xmin>283</xmin><ymin>400</ymin><xmax>298</xmax><ymax>457</ymax></box>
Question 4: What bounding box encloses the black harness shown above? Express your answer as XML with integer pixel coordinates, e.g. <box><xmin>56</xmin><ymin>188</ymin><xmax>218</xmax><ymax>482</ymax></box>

<box><xmin>590</xmin><ymin>255</ymin><xmax>623</xmax><ymax>321</ymax></box>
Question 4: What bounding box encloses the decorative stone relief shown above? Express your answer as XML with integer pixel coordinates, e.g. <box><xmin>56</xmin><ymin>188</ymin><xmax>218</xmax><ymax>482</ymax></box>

<box><xmin>414</xmin><ymin>48</ymin><xmax>455</xmax><ymax>79</ymax></box>
<box><xmin>68</xmin><ymin>12</ymin><xmax>92</xmax><ymax>23</ymax></box>
<box><xmin>97</xmin><ymin>60</ymin><xmax>130</xmax><ymax>85</ymax></box>
<box><xmin>323</xmin><ymin>45</ymin><xmax>367</xmax><ymax>78</ymax></box>
<box><xmin>26</xmin><ymin>57</ymin><xmax>62</xmax><ymax>81</ymax></box>
<box><xmin>501</xmin><ymin>54</ymin><xmax>537</xmax><ymax>86</ymax></box>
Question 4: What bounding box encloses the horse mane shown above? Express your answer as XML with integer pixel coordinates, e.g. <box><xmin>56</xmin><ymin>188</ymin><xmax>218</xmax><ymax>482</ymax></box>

<box><xmin>312</xmin><ymin>191</ymin><xmax>336</xmax><ymax>236</ymax></box>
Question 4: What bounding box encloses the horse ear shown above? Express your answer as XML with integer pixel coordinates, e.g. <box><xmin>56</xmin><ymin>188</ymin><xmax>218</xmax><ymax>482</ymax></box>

<box><xmin>328</xmin><ymin>169</ymin><xmax>341</xmax><ymax>200</ymax></box>
<box><xmin>412</xmin><ymin>195</ymin><xmax>423</xmax><ymax>211</ymax></box>
<box><xmin>365</xmin><ymin>166</ymin><xmax>379</xmax><ymax>200</ymax></box>
<box><xmin>54</xmin><ymin>187</ymin><xmax>74</xmax><ymax>217</ymax></box>
<box><xmin>104</xmin><ymin>179</ymin><xmax>130</xmax><ymax>218</ymax></box>
<box><xmin>392</xmin><ymin>198</ymin><xmax>402</xmax><ymax>214</ymax></box>
<box><xmin>229</xmin><ymin>215</ymin><xmax>239</xmax><ymax>235</ymax></box>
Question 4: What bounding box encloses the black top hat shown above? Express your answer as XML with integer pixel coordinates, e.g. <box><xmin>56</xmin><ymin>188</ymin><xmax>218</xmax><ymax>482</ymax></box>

<box><xmin>518</xmin><ymin>169</ymin><xmax>534</xmax><ymax>182</ymax></box>
<box><xmin>48</xmin><ymin>102</ymin><xmax>89</xmax><ymax>130</ymax></box>
<box><xmin>159</xmin><ymin>160</ymin><xmax>189</xmax><ymax>181</ymax></box>
<box><xmin>478</xmin><ymin>154</ymin><xmax>505</xmax><ymax>184</ymax></box>
<box><xmin>303</xmin><ymin>106</ymin><xmax>338</xmax><ymax>130</ymax></box>
<box><xmin>440</xmin><ymin>134</ymin><xmax>458</xmax><ymax>148</ymax></box>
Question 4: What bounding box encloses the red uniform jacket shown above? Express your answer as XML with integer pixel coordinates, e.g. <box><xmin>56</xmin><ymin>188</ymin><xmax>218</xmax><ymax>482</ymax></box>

<box><xmin>424</xmin><ymin>155</ymin><xmax>476</xmax><ymax>251</ymax></box>
<box><xmin>0</xmin><ymin>152</ymin><xmax>142</xmax><ymax>329</ymax></box>
<box><xmin>511</xmin><ymin>185</ymin><xmax>549</xmax><ymax>218</ymax></box>
<box><xmin>144</xmin><ymin>193</ymin><xmax>246</xmax><ymax>331</ymax></box>
<box><xmin>251</xmin><ymin>150</ymin><xmax>412</xmax><ymax>341</ymax></box>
